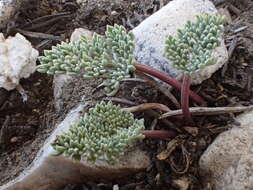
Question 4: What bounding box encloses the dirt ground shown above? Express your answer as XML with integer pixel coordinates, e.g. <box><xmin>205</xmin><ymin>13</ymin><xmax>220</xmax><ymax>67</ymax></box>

<box><xmin>0</xmin><ymin>0</ymin><xmax>253</xmax><ymax>189</ymax></box>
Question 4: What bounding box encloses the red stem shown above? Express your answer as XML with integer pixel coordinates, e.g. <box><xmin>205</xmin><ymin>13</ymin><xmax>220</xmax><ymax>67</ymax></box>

<box><xmin>140</xmin><ymin>130</ymin><xmax>176</xmax><ymax>139</ymax></box>
<box><xmin>181</xmin><ymin>74</ymin><xmax>193</xmax><ymax>123</ymax></box>
<box><xmin>134</xmin><ymin>63</ymin><xmax>205</xmax><ymax>105</ymax></box>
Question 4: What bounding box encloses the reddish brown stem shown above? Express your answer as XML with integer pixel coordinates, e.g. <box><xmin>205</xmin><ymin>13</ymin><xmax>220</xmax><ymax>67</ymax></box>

<box><xmin>140</xmin><ymin>130</ymin><xmax>176</xmax><ymax>139</ymax></box>
<box><xmin>181</xmin><ymin>74</ymin><xmax>193</xmax><ymax>123</ymax></box>
<box><xmin>134</xmin><ymin>63</ymin><xmax>205</xmax><ymax>105</ymax></box>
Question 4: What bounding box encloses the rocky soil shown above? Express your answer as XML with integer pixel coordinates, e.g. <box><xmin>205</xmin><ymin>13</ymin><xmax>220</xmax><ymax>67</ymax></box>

<box><xmin>0</xmin><ymin>0</ymin><xmax>253</xmax><ymax>190</ymax></box>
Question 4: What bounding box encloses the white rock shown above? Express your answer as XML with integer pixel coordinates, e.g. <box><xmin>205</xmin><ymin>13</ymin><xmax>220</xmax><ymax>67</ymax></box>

<box><xmin>132</xmin><ymin>0</ymin><xmax>228</xmax><ymax>85</ymax></box>
<box><xmin>0</xmin><ymin>104</ymin><xmax>150</xmax><ymax>190</ymax></box>
<box><xmin>70</xmin><ymin>28</ymin><xmax>93</xmax><ymax>42</ymax></box>
<box><xmin>199</xmin><ymin>110</ymin><xmax>253</xmax><ymax>190</ymax></box>
<box><xmin>0</xmin><ymin>33</ymin><xmax>38</xmax><ymax>90</ymax></box>
<box><xmin>113</xmin><ymin>184</ymin><xmax>119</xmax><ymax>190</ymax></box>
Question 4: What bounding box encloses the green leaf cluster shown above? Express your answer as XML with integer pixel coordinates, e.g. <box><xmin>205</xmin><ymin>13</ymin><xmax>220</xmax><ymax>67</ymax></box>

<box><xmin>52</xmin><ymin>101</ymin><xmax>145</xmax><ymax>163</ymax></box>
<box><xmin>37</xmin><ymin>25</ymin><xmax>135</xmax><ymax>96</ymax></box>
<box><xmin>165</xmin><ymin>14</ymin><xmax>225</xmax><ymax>74</ymax></box>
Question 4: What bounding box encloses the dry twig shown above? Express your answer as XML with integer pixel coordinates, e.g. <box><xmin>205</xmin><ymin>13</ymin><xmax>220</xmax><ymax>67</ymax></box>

<box><xmin>123</xmin><ymin>103</ymin><xmax>171</xmax><ymax>113</ymax></box>
<box><xmin>160</xmin><ymin>105</ymin><xmax>253</xmax><ymax>119</ymax></box>
<box><xmin>233</xmin><ymin>26</ymin><xmax>248</xmax><ymax>34</ymax></box>
<box><xmin>22</xmin><ymin>14</ymin><xmax>72</xmax><ymax>30</ymax></box>
<box><xmin>103</xmin><ymin>97</ymin><xmax>137</xmax><ymax>106</ymax></box>
<box><xmin>0</xmin><ymin>116</ymin><xmax>11</xmax><ymax>149</ymax></box>
<box><xmin>228</xmin><ymin>3</ymin><xmax>241</xmax><ymax>16</ymax></box>
<box><xmin>222</xmin><ymin>36</ymin><xmax>238</xmax><ymax>76</ymax></box>
<box><xmin>246</xmin><ymin>67</ymin><xmax>253</xmax><ymax>92</ymax></box>
<box><xmin>140</xmin><ymin>130</ymin><xmax>176</xmax><ymax>139</ymax></box>
<box><xmin>16</xmin><ymin>29</ymin><xmax>63</xmax><ymax>41</ymax></box>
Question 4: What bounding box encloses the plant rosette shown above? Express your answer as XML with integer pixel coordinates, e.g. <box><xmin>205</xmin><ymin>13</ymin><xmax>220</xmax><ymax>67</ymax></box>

<box><xmin>1</xmin><ymin>103</ymin><xmax>150</xmax><ymax>190</ymax></box>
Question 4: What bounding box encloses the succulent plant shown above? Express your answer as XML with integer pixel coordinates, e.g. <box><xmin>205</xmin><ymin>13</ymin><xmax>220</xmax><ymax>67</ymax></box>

<box><xmin>165</xmin><ymin>14</ymin><xmax>225</xmax><ymax>74</ymax></box>
<box><xmin>37</xmin><ymin>24</ymin><xmax>136</xmax><ymax>96</ymax></box>
<box><xmin>36</xmin><ymin>23</ymin><xmax>206</xmax><ymax>104</ymax></box>
<box><xmin>52</xmin><ymin>101</ymin><xmax>145</xmax><ymax>163</ymax></box>
<box><xmin>165</xmin><ymin>14</ymin><xmax>226</xmax><ymax>122</ymax></box>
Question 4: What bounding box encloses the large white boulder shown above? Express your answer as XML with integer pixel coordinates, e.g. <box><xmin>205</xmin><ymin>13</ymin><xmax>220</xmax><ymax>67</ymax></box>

<box><xmin>132</xmin><ymin>0</ymin><xmax>228</xmax><ymax>85</ymax></box>
<box><xmin>199</xmin><ymin>110</ymin><xmax>253</xmax><ymax>190</ymax></box>
<box><xmin>0</xmin><ymin>33</ymin><xmax>38</xmax><ymax>90</ymax></box>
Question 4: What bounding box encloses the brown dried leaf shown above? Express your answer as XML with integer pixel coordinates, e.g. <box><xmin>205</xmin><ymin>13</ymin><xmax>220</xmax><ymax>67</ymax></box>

<box><xmin>157</xmin><ymin>138</ymin><xmax>184</xmax><ymax>160</ymax></box>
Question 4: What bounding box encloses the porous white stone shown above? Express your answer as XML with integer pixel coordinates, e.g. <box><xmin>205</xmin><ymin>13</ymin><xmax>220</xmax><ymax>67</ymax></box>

<box><xmin>0</xmin><ymin>33</ymin><xmax>38</xmax><ymax>90</ymax></box>
<box><xmin>1</xmin><ymin>104</ymin><xmax>150</xmax><ymax>190</ymax></box>
<box><xmin>199</xmin><ymin>110</ymin><xmax>253</xmax><ymax>190</ymax></box>
<box><xmin>132</xmin><ymin>0</ymin><xmax>228</xmax><ymax>85</ymax></box>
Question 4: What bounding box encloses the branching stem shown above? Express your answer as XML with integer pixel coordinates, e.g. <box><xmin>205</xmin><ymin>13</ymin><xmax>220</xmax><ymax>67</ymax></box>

<box><xmin>140</xmin><ymin>130</ymin><xmax>176</xmax><ymax>139</ymax></box>
<box><xmin>134</xmin><ymin>63</ymin><xmax>205</xmax><ymax>105</ymax></box>
<box><xmin>181</xmin><ymin>74</ymin><xmax>193</xmax><ymax>123</ymax></box>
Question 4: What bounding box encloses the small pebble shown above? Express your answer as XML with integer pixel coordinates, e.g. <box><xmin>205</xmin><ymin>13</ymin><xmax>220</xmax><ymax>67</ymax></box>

<box><xmin>113</xmin><ymin>184</ymin><xmax>119</xmax><ymax>190</ymax></box>
<box><xmin>10</xmin><ymin>137</ymin><xmax>18</xmax><ymax>143</ymax></box>
<box><xmin>111</xmin><ymin>11</ymin><xmax>118</xmax><ymax>16</ymax></box>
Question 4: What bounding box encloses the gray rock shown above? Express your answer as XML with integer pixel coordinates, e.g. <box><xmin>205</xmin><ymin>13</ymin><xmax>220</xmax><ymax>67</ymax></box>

<box><xmin>53</xmin><ymin>74</ymin><xmax>73</xmax><ymax>113</ymax></box>
<box><xmin>132</xmin><ymin>0</ymin><xmax>228</xmax><ymax>85</ymax></box>
<box><xmin>199</xmin><ymin>110</ymin><xmax>253</xmax><ymax>190</ymax></box>
<box><xmin>1</xmin><ymin>104</ymin><xmax>150</xmax><ymax>190</ymax></box>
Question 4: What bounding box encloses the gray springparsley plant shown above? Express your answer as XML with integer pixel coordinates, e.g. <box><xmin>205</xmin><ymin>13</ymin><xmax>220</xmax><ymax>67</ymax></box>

<box><xmin>52</xmin><ymin>101</ymin><xmax>145</xmax><ymax>163</ymax></box>
<box><xmin>37</xmin><ymin>25</ymin><xmax>135</xmax><ymax>96</ymax></box>
<box><xmin>165</xmin><ymin>14</ymin><xmax>226</xmax><ymax>74</ymax></box>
